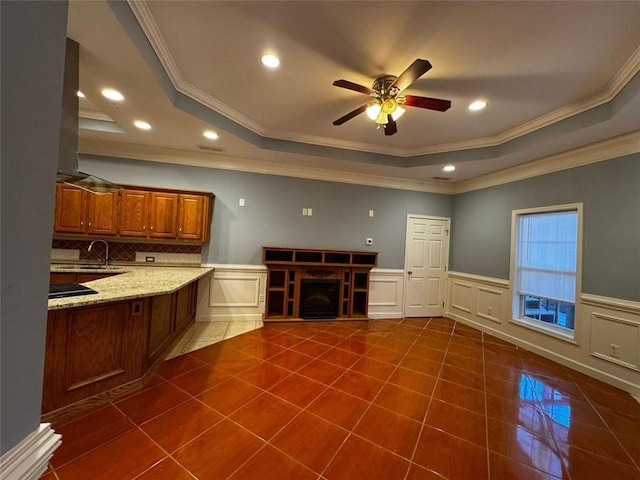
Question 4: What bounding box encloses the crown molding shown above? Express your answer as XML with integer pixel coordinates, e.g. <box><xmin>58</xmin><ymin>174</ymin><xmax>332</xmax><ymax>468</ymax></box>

<box><xmin>126</xmin><ymin>1</ymin><xmax>640</xmax><ymax>159</ymax></box>
<box><xmin>453</xmin><ymin>131</ymin><xmax>640</xmax><ymax>194</ymax></box>
<box><xmin>78</xmin><ymin>138</ymin><xmax>454</xmax><ymax>194</ymax></box>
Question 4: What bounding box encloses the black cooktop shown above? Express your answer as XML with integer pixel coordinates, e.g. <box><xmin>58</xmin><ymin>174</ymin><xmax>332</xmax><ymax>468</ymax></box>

<box><xmin>48</xmin><ymin>282</ymin><xmax>98</xmax><ymax>299</ymax></box>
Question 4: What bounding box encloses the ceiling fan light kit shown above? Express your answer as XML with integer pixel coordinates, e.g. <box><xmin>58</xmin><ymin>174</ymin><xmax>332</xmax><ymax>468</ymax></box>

<box><xmin>332</xmin><ymin>59</ymin><xmax>451</xmax><ymax>136</ymax></box>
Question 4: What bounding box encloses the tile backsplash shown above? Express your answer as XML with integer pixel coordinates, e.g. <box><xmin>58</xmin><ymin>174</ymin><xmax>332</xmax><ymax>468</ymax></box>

<box><xmin>51</xmin><ymin>239</ymin><xmax>202</xmax><ymax>264</ymax></box>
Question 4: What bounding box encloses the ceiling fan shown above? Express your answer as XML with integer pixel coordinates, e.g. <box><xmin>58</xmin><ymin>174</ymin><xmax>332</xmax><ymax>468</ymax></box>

<box><xmin>332</xmin><ymin>59</ymin><xmax>451</xmax><ymax>136</ymax></box>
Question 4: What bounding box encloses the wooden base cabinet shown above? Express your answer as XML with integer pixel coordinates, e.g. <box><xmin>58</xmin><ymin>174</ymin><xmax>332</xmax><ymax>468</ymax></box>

<box><xmin>43</xmin><ymin>281</ymin><xmax>199</xmax><ymax>420</ymax></box>
<box><xmin>43</xmin><ymin>300</ymin><xmax>146</xmax><ymax>415</ymax></box>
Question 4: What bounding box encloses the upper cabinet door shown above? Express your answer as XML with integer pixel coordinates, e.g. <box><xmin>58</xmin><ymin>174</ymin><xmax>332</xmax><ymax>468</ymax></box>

<box><xmin>86</xmin><ymin>191</ymin><xmax>119</xmax><ymax>236</ymax></box>
<box><xmin>177</xmin><ymin>194</ymin><xmax>205</xmax><ymax>241</ymax></box>
<box><xmin>119</xmin><ymin>189</ymin><xmax>150</xmax><ymax>237</ymax></box>
<box><xmin>54</xmin><ymin>184</ymin><xmax>87</xmax><ymax>234</ymax></box>
<box><xmin>149</xmin><ymin>191</ymin><xmax>178</xmax><ymax>238</ymax></box>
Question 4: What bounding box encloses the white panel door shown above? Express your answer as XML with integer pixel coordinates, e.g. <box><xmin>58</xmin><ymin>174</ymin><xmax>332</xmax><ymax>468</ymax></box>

<box><xmin>404</xmin><ymin>215</ymin><xmax>450</xmax><ymax>317</ymax></box>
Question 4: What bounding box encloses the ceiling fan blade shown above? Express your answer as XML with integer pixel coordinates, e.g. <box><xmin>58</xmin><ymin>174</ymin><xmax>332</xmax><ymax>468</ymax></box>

<box><xmin>389</xmin><ymin>59</ymin><xmax>432</xmax><ymax>93</ymax></box>
<box><xmin>403</xmin><ymin>95</ymin><xmax>451</xmax><ymax>112</ymax></box>
<box><xmin>333</xmin><ymin>104</ymin><xmax>369</xmax><ymax>125</ymax></box>
<box><xmin>384</xmin><ymin>115</ymin><xmax>397</xmax><ymax>135</ymax></box>
<box><xmin>332</xmin><ymin>79</ymin><xmax>376</xmax><ymax>96</ymax></box>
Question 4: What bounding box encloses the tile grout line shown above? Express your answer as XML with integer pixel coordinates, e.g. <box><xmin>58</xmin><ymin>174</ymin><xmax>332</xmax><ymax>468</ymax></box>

<box><xmin>317</xmin><ymin>322</ymin><xmax>414</xmax><ymax>478</ymax></box>
<box><xmin>405</xmin><ymin>319</ymin><xmax>456</xmax><ymax>480</ymax></box>
<box><xmin>482</xmin><ymin>330</ymin><xmax>491</xmax><ymax>480</ymax></box>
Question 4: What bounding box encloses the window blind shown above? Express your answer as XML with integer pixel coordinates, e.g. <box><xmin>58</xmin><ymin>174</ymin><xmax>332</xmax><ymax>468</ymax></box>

<box><xmin>516</xmin><ymin>210</ymin><xmax>578</xmax><ymax>304</ymax></box>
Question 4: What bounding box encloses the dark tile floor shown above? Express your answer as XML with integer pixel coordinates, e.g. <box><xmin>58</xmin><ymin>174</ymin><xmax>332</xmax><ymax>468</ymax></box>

<box><xmin>41</xmin><ymin>318</ymin><xmax>640</xmax><ymax>480</ymax></box>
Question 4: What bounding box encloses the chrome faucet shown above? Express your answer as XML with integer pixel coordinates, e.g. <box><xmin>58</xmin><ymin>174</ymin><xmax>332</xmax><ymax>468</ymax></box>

<box><xmin>88</xmin><ymin>239</ymin><xmax>109</xmax><ymax>266</ymax></box>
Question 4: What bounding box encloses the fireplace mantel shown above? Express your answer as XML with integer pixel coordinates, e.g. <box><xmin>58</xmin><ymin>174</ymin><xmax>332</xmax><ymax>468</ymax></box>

<box><xmin>262</xmin><ymin>246</ymin><xmax>378</xmax><ymax>322</ymax></box>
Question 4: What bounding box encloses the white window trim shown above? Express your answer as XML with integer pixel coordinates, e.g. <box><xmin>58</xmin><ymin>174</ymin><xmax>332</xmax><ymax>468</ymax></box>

<box><xmin>508</xmin><ymin>203</ymin><xmax>583</xmax><ymax>344</ymax></box>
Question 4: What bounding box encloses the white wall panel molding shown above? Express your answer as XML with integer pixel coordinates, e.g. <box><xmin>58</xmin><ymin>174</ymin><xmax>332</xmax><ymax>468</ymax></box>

<box><xmin>590</xmin><ymin>313</ymin><xmax>640</xmax><ymax>372</ymax></box>
<box><xmin>196</xmin><ymin>265</ymin><xmax>266</xmax><ymax>322</ymax></box>
<box><xmin>448</xmin><ymin>271</ymin><xmax>510</xmax><ymax>288</ymax></box>
<box><xmin>581</xmin><ymin>293</ymin><xmax>640</xmax><ymax>315</ymax></box>
<box><xmin>446</xmin><ymin>272</ymin><xmax>640</xmax><ymax>396</ymax></box>
<box><xmin>0</xmin><ymin>424</ymin><xmax>60</xmax><ymax>480</ymax></box>
<box><xmin>450</xmin><ymin>281</ymin><xmax>473</xmax><ymax>314</ymax></box>
<box><xmin>368</xmin><ymin>269</ymin><xmax>405</xmax><ymax>319</ymax></box>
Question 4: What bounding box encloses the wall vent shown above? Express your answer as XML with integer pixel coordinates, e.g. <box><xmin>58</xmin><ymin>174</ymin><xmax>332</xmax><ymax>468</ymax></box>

<box><xmin>431</xmin><ymin>176</ymin><xmax>451</xmax><ymax>181</ymax></box>
<box><xmin>197</xmin><ymin>145</ymin><xmax>225</xmax><ymax>153</ymax></box>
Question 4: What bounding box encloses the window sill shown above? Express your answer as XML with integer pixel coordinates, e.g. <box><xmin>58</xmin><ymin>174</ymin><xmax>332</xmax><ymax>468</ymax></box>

<box><xmin>509</xmin><ymin>317</ymin><xmax>579</xmax><ymax>345</ymax></box>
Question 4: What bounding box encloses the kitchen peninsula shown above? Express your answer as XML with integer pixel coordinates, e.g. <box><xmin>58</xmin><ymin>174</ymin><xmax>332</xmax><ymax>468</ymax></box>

<box><xmin>43</xmin><ymin>264</ymin><xmax>212</xmax><ymax>422</ymax></box>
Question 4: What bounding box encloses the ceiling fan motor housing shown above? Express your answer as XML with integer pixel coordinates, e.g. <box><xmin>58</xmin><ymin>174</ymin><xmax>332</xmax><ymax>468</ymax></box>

<box><xmin>373</xmin><ymin>75</ymin><xmax>399</xmax><ymax>96</ymax></box>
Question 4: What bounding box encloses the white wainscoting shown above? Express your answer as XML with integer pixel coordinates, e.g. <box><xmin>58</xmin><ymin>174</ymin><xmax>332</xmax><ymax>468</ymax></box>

<box><xmin>447</xmin><ymin>271</ymin><xmax>640</xmax><ymax>396</ymax></box>
<box><xmin>196</xmin><ymin>265</ymin><xmax>406</xmax><ymax>322</ymax></box>
<box><xmin>368</xmin><ymin>269</ymin><xmax>405</xmax><ymax>319</ymax></box>
<box><xmin>196</xmin><ymin>265</ymin><xmax>267</xmax><ymax>322</ymax></box>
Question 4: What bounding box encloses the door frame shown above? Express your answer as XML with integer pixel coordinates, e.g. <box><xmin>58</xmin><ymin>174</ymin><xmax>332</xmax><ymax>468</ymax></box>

<box><xmin>403</xmin><ymin>214</ymin><xmax>451</xmax><ymax>318</ymax></box>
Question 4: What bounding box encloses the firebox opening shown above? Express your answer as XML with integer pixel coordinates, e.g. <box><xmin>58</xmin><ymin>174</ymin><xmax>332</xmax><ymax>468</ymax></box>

<box><xmin>299</xmin><ymin>279</ymin><xmax>339</xmax><ymax>319</ymax></box>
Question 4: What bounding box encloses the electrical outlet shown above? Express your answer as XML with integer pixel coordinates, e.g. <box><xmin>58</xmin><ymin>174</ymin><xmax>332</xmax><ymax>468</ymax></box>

<box><xmin>259</xmin><ymin>294</ymin><xmax>265</xmax><ymax>302</ymax></box>
<box><xmin>487</xmin><ymin>306</ymin><xmax>493</xmax><ymax>315</ymax></box>
<box><xmin>302</xmin><ymin>208</ymin><xmax>307</xmax><ymax>216</ymax></box>
<box><xmin>145</xmin><ymin>256</ymin><xmax>155</xmax><ymax>263</ymax></box>
<box><xmin>239</xmin><ymin>198</ymin><xmax>245</xmax><ymax>207</ymax></box>
<box><xmin>609</xmin><ymin>344</ymin><xmax>621</xmax><ymax>359</ymax></box>
<box><xmin>307</xmin><ymin>208</ymin><xmax>313</xmax><ymax>216</ymax></box>
<box><xmin>369</xmin><ymin>209</ymin><xmax>374</xmax><ymax>218</ymax></box>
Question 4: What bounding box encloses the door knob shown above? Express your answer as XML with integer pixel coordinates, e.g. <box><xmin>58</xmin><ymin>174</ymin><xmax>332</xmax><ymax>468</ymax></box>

<box><xmin>408</xmin><ymin>271</ymin><xmax>413</xmax><ymax>275</ymax></box>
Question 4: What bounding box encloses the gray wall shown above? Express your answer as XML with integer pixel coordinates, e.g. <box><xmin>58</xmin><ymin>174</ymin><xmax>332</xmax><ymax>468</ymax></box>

<box><xmin>450</xmin><ymin>155</ymin><xmax>640</xmax><ymax>302</ymax></box>
<box><xmin>1</xmin><ymin>1</ymin><xmax>68</xmax><ymax>454</ymax></box>
<box><xmin>80</xmin><ymin>156</ymin><xmax>453</xmax><ymax>268</ymax></box>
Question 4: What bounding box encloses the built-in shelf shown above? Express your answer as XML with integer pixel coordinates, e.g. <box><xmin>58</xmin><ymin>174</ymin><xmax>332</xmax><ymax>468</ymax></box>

<box><xmin>262</xmin><ymin>246</ymin><xmax>377</xmax><ymax>322</ymax></box>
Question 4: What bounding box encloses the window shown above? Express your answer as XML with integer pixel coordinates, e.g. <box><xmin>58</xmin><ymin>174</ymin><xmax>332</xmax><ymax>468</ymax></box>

<box><xmin>511</xmin><ymin>205</ymin><xmax>582</xmax><ymax>339</ymax></box>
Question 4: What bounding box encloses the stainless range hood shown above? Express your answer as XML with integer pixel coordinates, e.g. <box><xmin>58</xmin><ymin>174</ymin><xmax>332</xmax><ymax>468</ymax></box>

<box><xmin>56</xmin><ymin>38</ymin><xmax>121</xmax><ymax>194</ymax></box>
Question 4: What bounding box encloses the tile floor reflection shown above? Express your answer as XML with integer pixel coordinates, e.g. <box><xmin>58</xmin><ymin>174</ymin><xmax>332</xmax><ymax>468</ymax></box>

<box><xmin>41</xmin><ymin>318</ymin><xmax>640</xmax><ymax>480</ymax></box>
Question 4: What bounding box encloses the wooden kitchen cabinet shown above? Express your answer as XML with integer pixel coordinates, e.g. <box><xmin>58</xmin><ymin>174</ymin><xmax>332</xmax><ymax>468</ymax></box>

<box><xmin>54</xmin><ymin>184</ymin><xmax>213</xmax><ymax>243</ymax></box>
<box><xmin>54</xmin><ymin>184</ymin><xmax>118</xmax><ymax>235</ymax></box>
<box><xmin>147</xmin><ymin>293</ymin><xmax>174</xmax><ymax>366</ymax></box>
<box><xmin>43</xmin><ymin>280</ymin><xmax>200</xmax><ymax>420</ymax></box>
<box><xmin>119</xmin><ymin>189</ymin><xmax>150</xmax><ymax>237</ymax></box>
<box><xmin>177</xmin><ymin>194</ymin><xmax>208</xmax><ymax>241</ymax></box>
<box><xmin>54</xmin><ymin>184</ymin><xmax>86</xmax><ymax>234</ymax></box>
<box><xmin>149</xmin><ymin>191</ymin><xmax>178</xmax><ymax>238</ymax></box>
<box><xmin>86</xmin><ymin>191</ymin><xmax>119</xmax><ymax>235</ymax></box>
<box><xmin>42</xmin><ymin>300</ymin><xmax>146</xmax><ymax>414</ymax></box>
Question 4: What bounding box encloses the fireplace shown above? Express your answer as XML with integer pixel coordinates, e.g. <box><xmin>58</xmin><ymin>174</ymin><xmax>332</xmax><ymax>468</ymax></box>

<box><xmin>299</xmin><ymin>279</ymin><xmax>340</xmax><ymax>319</ymax></box>
<box><xmin>262</xmin><ymin>247</ymin><xmax>377</xmax><ymax>321</ymax></box>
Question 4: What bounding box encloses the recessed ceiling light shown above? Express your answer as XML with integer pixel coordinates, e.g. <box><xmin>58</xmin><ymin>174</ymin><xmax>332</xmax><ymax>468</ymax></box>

<box><xmin>443</xmin><ymin>165</ymin><xmax>456</xmax><ymax>172</ymax></box>
<box><xmin>203</xmin><ymin>130</ymin><xmax>219</xmax><ymax>140</ymax></box>
<box><xmin>77</xmin><ymin>90</ymin><xmax>85</xmax><ymax>98</ymax></box>
<box><xmin>468</xmin><ymin>100</ymin><xmax>487</xmax><ymax>111</ymax></box>
<box><xmin>134</xmin><ymin>120</ymin><xmax>151</xmax><ymax>130</ymax></box>
<box><xmin>261</xmin><ymin>54</ymin><xmax>280</xmax><ymax>69</ymax></box>
<box><xmin>101</xmin><ymin>88</ymin><xmax>124</xmax><ymax>102</ymax></box>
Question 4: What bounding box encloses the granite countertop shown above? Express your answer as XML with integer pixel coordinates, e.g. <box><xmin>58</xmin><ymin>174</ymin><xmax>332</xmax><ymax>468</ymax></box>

<box><xmin>48</xmin><ymin>264</ymin><xmax>213</xmax><ymax>311</ymax></box>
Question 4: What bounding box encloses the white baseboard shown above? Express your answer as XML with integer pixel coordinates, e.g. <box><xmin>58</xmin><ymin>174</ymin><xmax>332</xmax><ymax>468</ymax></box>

<box><xmin>0</xmin><ymin>424</ymin><xmax>61</xmax><ymax>480</ymax></box>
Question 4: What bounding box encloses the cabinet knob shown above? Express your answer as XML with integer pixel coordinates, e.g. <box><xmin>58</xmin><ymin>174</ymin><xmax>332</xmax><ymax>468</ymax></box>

<box><xmin>143</xmin><ymin>225</ymin><xmax>146</xmax><ymax>230</ymax></box>
<box><xmin>150</xmin><ymin>226</ymin><xmax>154</xmax><ymax>230</ymax></box>
<box><xmin>80</xmin><ymin>221</ymin><xmax>84</xmax><ymax>226</ymax></box>
<box><xmin>88</xmin><ymin>222</ymin><xmax>91</xmax><ymax>227</ymax></box>
<box><xmin>179</xmin><ymin>228</ymin><xmax>182</xmax><ymax>232</ymax></box>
